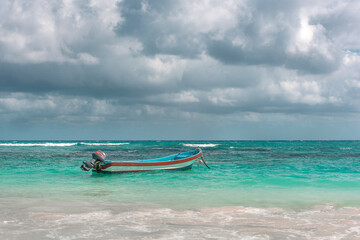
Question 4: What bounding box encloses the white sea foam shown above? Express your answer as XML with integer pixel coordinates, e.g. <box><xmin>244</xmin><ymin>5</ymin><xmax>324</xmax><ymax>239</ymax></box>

<box><xmin>182</xmin><ymin>143</ymin><xmax>218</xmax><ymax>148</ymax></box>
<box><xmin>80</xmin><ymin>142</ymin><xmax>130</xmax><ymax>146</ymax></box>
<box><xmin>29</xmin><ymin>205</ymin><xmax>360</xmax><ymax>239</ymax></box>
<box><xmin>5</xmin><ymin>202</ymin><xmax>360</xmax><ymax>240</ymax></box>
<box><xmin>0</xmin><ymin>142</ymin><xmax>77</xmax><ymax>147</ymax></box>
<box><xmin>0</xmin><ymin>142</ymin><xmax>130</xmax><ymax>147</ymax></box>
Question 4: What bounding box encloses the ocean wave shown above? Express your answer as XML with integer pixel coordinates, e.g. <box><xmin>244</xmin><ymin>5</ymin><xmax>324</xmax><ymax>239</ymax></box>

<box><xmin>182</xmin><ymin>143</ymin><xmax>218</xmax><ymax>148</ymax></box>
<box><xmin>0</xmin><ymin>143</ymin><xmax>77</xmax><ymax>147</ymax></box>
<box><xmin>80</xmin><ymin>142</ymin><xmax>130</xmax><ymax>146</ymax></box>
<box><xmin>0</xmin><ymin>142</ymin><xmax>130</xmax><ymax>147</ymax></box>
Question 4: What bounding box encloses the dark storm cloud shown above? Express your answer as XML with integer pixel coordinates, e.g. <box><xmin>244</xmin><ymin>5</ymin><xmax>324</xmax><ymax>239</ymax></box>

<box><xmin>115</xmin><ymin>0</ymin><xmax>203</xmax><ymax>58</ymax></box>
<box><xmin>0</xmin><ymin>62</ymin><xmax>160</xmax><ymax>98</ymax></box>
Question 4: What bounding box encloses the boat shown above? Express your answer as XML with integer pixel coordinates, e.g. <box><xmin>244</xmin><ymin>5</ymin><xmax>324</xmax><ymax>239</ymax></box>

<box><xmin>80</xmin><ymin>148</ymin><xmax>209</xmax><ymax>173</ymax></box>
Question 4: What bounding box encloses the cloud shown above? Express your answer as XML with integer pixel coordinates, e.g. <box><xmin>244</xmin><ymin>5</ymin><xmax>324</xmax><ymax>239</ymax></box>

<box><xmin>0</xmin><ymin>0</ymin><xmax>120</xmax><ymax>64</ymax></box>
<box><xmin>0</xmin><ymin>0</ymin><xmax>360</xmax><ymax>139</ymax></box>
<box><xmin>115</xmin><ymin>0</ymin><xmax>343</xmax><ymax>74</ymax></box>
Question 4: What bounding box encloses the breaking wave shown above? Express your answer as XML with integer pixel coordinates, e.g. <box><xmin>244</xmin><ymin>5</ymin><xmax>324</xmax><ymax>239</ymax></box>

<box><xmin>0</xmin><ymin>142</ymin><xmax>130</xmax><ymax>147</ymax></box>
<box><xmin>80</xmin><ymin>142</ymin><xmax>130</xmax><ymax>146</ymax></box>
<box><xmin>0</xmin><ymin>143</ymin><xmax>77</xmax><ymax>147</ymax></box>
<box><xmin>182</xmin><ymin>143</ymin><xmax>218</xmax><ymax>148</ymax></box>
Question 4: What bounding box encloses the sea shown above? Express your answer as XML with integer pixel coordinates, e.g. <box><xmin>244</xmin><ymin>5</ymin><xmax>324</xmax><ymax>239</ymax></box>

<box><xmin>1</xmin><ymin>140</ymin><xmax>360</xmax><ymax>240</ymax></box>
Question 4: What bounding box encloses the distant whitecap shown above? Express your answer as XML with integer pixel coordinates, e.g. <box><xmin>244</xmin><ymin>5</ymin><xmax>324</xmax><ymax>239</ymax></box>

<box><xmin>80</xmin><ymin>142</ymin><xmax>130</xmax><ymax>146</ymax></box>
<box><xmin>182</xmin><ymin>143</ymin><xmax>218</xmax><ymax>148</ymax></box>
<box><xmin>0</xmin><ymin>143</ymin><xmax>77</xmax><ymax>147</ymax></box>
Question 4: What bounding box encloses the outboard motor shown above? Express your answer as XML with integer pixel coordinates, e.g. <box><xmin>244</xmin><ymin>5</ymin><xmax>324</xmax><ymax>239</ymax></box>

<box><xmin>81</xmin><ymin>150</ymin><xmax>106</xmax><ymax>171</ymax></box>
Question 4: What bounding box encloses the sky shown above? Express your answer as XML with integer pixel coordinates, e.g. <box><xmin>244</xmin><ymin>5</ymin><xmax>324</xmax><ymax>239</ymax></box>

<box><xmin>1</xmin><ymin>0</ymin><xmax>360</xmax><ymax>140</ymax></box>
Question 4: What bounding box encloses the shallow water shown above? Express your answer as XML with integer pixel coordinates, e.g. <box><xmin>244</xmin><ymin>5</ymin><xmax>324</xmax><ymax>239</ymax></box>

<box><xmin>1</xmin><ymin>140</ymin><xmax>360</xmax><ymax>239</ymax></box>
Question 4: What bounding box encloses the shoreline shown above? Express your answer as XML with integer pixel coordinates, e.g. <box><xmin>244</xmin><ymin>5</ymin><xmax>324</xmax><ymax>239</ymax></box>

<box><xmin>1</xmin><ymin>198</ymin><xmax>360</xmax><ymax>239</ymax></box>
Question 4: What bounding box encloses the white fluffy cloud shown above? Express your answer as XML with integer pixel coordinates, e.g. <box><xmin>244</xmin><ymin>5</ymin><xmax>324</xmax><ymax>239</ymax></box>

<box><xmin>0</xmin><ymin>0</ymin><xmax>119</xmax><ymax>64</ymax></box>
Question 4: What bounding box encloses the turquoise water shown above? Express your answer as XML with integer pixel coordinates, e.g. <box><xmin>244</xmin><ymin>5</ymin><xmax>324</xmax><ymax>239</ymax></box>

<box><xmin>1</xmin><ymin>140</ymin><xmax>360</xmax><ymax>208</ymax></box>
<box><xmin>1</xmin><ymin>140</ymin><xmax>360</xmax><ymax>239</ymax></box>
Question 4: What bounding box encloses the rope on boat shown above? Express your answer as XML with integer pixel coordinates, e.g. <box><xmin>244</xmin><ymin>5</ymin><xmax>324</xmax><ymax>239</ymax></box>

<box><xmin>200</xmin><ymin>155</ymin><xmax>210</xmax><ymax>169</ymax></box>
<box><xmin>172</xmin><ymin>153</ymin><xmax>181</xmax><ymax>160</ymax></box>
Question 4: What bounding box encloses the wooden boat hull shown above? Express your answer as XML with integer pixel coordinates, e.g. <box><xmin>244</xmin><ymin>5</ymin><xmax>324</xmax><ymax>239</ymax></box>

<box><xmin>97</xmin><ymin>149</ymin><xmax>203</xmax><ymax>173</ymax></box>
